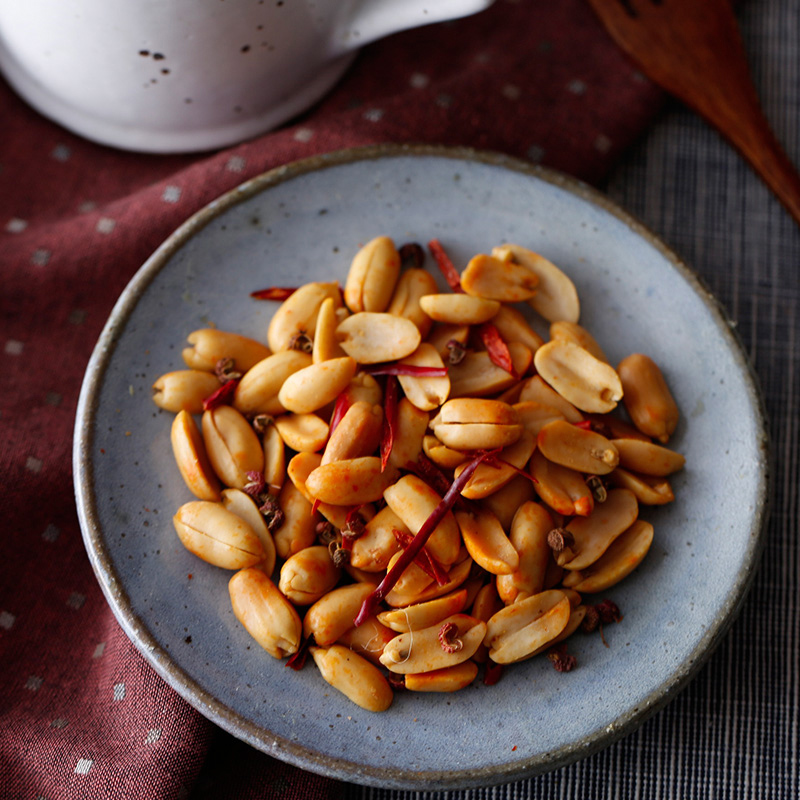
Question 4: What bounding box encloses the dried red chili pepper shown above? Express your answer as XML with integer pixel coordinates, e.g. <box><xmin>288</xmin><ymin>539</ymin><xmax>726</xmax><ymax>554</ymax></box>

<box><xmin>202</xmin><ymin>378</ymin><xmax>239</xmax><ymax>410</ymax></box>
<box><xmin>478</xmin><ymin>322</ymin><xmax>517</xmax><ymax>378</ymax></box>
<box><xmin>328</xmin><ymin>392</ymin><xmax>352</xmax><ymax>436</ymax></box>
<box><xmin>573</xmin><ymin>419</ymin><xmax>594</xmax><ymax>430</ymax></box>
<box><xmin>391</xmin><ymin>528</ymin><xmax>449</xmax><ymax>586</ymax></box>
<box><xmin>428</xmin><ymin>239</ymin><xmax>463</xmax><ymax>292</ymax></box>
<box><xmin>380</xmin><ymin>375</ymin><xmax>398</xmax><ymax>472</ymax></box>
<box><xmin>483</xmin><ymin>661</ymin><xmax>504</xmax><ymax>686</ymax></box>
<box><xmin>250</xmin><ymin>286</ymin><xmax>297</xmax><ymax>301</ymax></box>
<box><xmin>353</xmin><ymin>449</ymin><xmax>497</xmax><ymax>626</ymax></box>
<box><xmin>285</xmin><ymin>635</ymin><xmax>312</xmax><ymax>671</ymax></box>
<box><xmin>364</xmin><ymin>364</ymin><xmax>448</xmax><ymax>377</ymax></box>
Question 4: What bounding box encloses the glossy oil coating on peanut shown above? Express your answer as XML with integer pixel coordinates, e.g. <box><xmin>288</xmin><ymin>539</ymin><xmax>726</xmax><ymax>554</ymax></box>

<box><xmin>152</xmin><ymin>234</ymin><xmax>685</xmax><ymax>712</ymax></box>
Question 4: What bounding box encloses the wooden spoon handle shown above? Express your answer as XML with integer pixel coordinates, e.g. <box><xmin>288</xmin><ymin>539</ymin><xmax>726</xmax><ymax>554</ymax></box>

<box><xmin>723</xmin><ymin>105</ymin><xmax>800</xmax><ymax>228</ymax></box>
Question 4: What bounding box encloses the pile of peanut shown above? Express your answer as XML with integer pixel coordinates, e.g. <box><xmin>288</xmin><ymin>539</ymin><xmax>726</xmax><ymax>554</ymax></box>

<box><xmin>152</xmin><ymin>236</ymin><xmax>684</xmax><ymax>713</ymax></box>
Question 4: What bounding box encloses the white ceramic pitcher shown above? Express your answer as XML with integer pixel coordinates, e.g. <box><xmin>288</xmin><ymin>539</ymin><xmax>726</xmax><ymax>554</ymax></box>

<box><xmin>0</xmin><ymin>0</ymin><xmax>494</xmax><ymax>153</ymax></box>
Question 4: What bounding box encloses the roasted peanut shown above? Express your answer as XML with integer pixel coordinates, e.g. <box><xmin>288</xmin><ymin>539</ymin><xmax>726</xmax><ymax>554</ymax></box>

<box><xmin>608</xmin><ymin>468</ymin><xmax>675</xmax><ymax>505</ymax></box>
<box><xmin>321</xmin><ymin>401</ymin><xmax>383</xmax><ymax>465</ymax></box>
<box><xmin>425</xmin><ymin>322</ymin><xmax>470</xmax><ymax>361</ymax></box>
<box><xmin>233</xmin><ymin>350</ymin><xmax>312</xmax><ymax>416</ymax></box>
<box><xmin>447</xmin><ymin>343</ymin><xmax>532</xmax><ymax>398</ymax></box>
<box><xmin>273</xmin><ymin>413</ymin><xmax>329</xmax><ymax>453</ymax></box>
<box><xmin>221</xmin><ymin>488</ymin><xmax>277</xmax><ymax>576</ymax></box>
<box><xmin>562</xmin><ymin>519</ymin><xmax>654</xmax><ymax>593</ymax></box>
<box><xmin>404</xmin><ymin>662</ymin><xmax>479</xmax><ymax>693</ymax></box>
<box><xmin>534</xmin><ymin>340</ymin><xmax>623</xmax><ymax>413</ymax></box>
<box><xmin>386</xmin><ymin>556</ymin><xmax>473</xmax><ymax>608</ymax></box>
<box><xmin>470</xmin><ymin>582</ymin><xmax>504</xmax><ymax>663</ymax></box>
<box><xmin>278</xmin><ymin>356</ymin><xmax>358</xmax><ymax>414</ymax></box>
<box><xmin>612</xmin><ymin>438</ymin><xmax>685</xmax><ymax>476</ymax></box>
<box><xmin>267</xmin><ymin>281</ymin><xmax>341</xmax><ymax>352</ymax></box>
<box><xmin>344</xmin><ymin>236</ymin><xmax>401</xmax><ymax>313</ymax></box>
<box><xmin>422</xmin><ymin>435</ymin><xmax>468</xmax><ymax>470</ymax></box>
<box><xmin>460</xmin><ymin>253</ymin><xmax>539</xmax><ymax>302</ymax></box>
<box><xmin>484</xmin><ymin>589</ymin><xmax>571</xmax><ymax>664</ymax></box>
<box><xmin>273</xmin><ymin>480</ymin><xmax>317</xmax><ymax>559</ymax></box>
<box><xmin>379</xmin><ymin>614</ymin><xmax>486</xmax><ymax>674</ymax></box>
<box><xmin>431</xmin><ymin>398</ymin><xmax>522</xmax><ymax>451</ymax></box>
<box><xmin>386</xmin><ymin>267</ymin><xmax>438</xmax><ymax>338</ymax></box>
<box><xmin>529</xmin><ymin>449</ymin><xmax>594</xmax><ymax>517</ymax></box>
<box><xmin>306</xmin><ymin>457</ymin><xmax>398</xmax><ymax>506</ymax></box>
<box><xmin>558</xmin><ymin>488</ymin><xmax>639</xmax><ymax>570</ymax></box>
<box><xmin>537</xmin><ymin>419</ymin><xmax>619</xmax><ymax>475</ymax></box>
<box><xmin>518</xmin><ymin>375</ymin><xmax>584</xmax><ymax>423</ymax></box>
<box><xmin>418</xmin><ymin>293</ymin><xmax>500</xmax><ymax>325</ymax></box>
<box><xmin>183</xmin><ymin>328</ymin><xmax>271</xmax><ymax>372</ymax></box>
<box><xmin>618</xmin><ymin>353</ymin><xmax>679</xmax><ymax>443</ymax></box>
<box><xmin>171</xmin><ymin>410</ymin><xmax>221</xmax><ymax>501</ymax></box>
<box><xmin>310</xmin><ymin>644</ymin><xmax>394</xmax><ymax>712</ymax></box>
<box><xmin>455</xmin><ymin>507</ymin><xmax>519</xmax><ymax>575</ymax></box>
<box><xmin>279</xmin><ymin>545</ymin><xmax>340</xmax><ymax>605</ymax></box>
<box><xmin>349</xmin><ymin>506</ymin><xmax>405</xmax><ymax>571</ymax></box>
<box><xmin>152</xmin><ymin>369</ymin><xmax>222</xmax><ymax>414</ymax></box>
<box><xmin>336</xmin><ymin>615</ymin><xmax>396</xmax><ymax>664</ymax></box>
<box><xmin>481</xmin><ymin>474</ymin><xmax>537</xmax><ymax>531</ymax></box>
<box><xmin>377</xmin><ymin>588</ymin><xmax>469</xmax><ymax>633</ymax></box>
<box><xmin>396</xmin><ymin>343</ymin><xmax>450</xmax><ymax>411</ymax></box>
<box><xmin>229</xmin><ymin>567</ymin><xmax>302</xmax><ymax>658</ymax></box>
<box><xmin>496</xmin><ymin>501</ymin><xmax>555</xmax><ymax>604</ymax></box>
<box><xmin>492</xmin><ymin>244</ymin><xmax>579</xmax><ymax>323</ymax></box>
<box><xmin>202</xmin><ymin>405</ymin><xmax>264</xmax><ymax>489</ymax></box>
<box><xmin>312</xmin><ymin>297</ymin><xmax>348</xmax><ymax>363</ymax></box>
<box><xmin>303</xmin><ymin>582</ymin><xmax>375</xmax><ymax>645</ymax></box>
<box><xmin>340</xmin><ymin>371</ymin><xmax>383</xmax><ymax>406</ymax></box>
<box><xmin>550</xmin><ymin>320</ymin><xmax>608</xmax><ymax>362</ymax></box>
<box><xmin>336</xmin><ymin>312</ymin><xmax>421</xmax><ymax>363</ymax></box>
<box><xmin>173</xmin><ymin>500</ymin><xmax>264</xmax><ymax>569</ymax></box>
<box><xmin>261</xmin><ymin>421</ymin><xmax>286</xmax><ymax>493</ymax></box>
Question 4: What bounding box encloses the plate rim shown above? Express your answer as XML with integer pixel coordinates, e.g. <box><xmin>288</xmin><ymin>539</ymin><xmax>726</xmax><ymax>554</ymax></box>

<box><xmin>73</xmin><ymin>143</ymin><xmax>771</xmax><ymax>789</ymax></box>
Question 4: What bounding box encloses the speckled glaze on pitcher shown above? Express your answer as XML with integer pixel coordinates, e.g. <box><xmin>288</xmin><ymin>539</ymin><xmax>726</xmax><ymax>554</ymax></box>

<box><xmin>0</xmin><ymin>0</ymin><xmax>494</xmax><ymax>153</ymax></box>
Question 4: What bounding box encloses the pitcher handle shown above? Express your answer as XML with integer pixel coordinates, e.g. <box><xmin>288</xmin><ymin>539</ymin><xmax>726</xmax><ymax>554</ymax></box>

<box><xmin>328</xmin><ymin>0</ymin><xmax>495</xmax><ymax>56</ymax></box>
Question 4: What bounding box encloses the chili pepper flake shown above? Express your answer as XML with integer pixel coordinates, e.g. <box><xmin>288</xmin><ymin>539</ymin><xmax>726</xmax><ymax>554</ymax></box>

<box><xmin>250</xmin><ymin>286</ymin><xmax>297</xmax><ymax>301</ymax></box>
<box><xmin>428</xmin><ymin>239</ymin><xmax>463</xmax><ymax>292</ymax></box>
<box><xmin>478</xmin><ymin>322</ymin><xmax>517</xmax><ymax>378</ymax></box>
<box><xmin>202</xmin><ymin>377</ymin><xmax>239</xmax><ymax>410</ymax></box>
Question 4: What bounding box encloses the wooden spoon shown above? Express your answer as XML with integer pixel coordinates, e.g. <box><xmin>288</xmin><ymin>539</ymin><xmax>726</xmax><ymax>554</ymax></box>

<box><xmin>586</xmin><ymin>0</ymin><xmax>800</xmax><ymax>227</ymax></box>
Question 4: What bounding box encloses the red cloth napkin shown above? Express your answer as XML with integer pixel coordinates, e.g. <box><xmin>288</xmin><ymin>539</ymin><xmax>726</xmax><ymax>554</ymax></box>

<box><xmin>0</xmin><ymin>1</ymin><xmax>664</xmax><ymax>797</ymax></box>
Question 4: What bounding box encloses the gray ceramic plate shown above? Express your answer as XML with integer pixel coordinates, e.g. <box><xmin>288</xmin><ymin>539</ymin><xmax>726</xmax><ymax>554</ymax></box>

<box><xmin>74</xmin><ymin>145</ymin><xmax>769</xmax><ymax>790</ymax></box>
